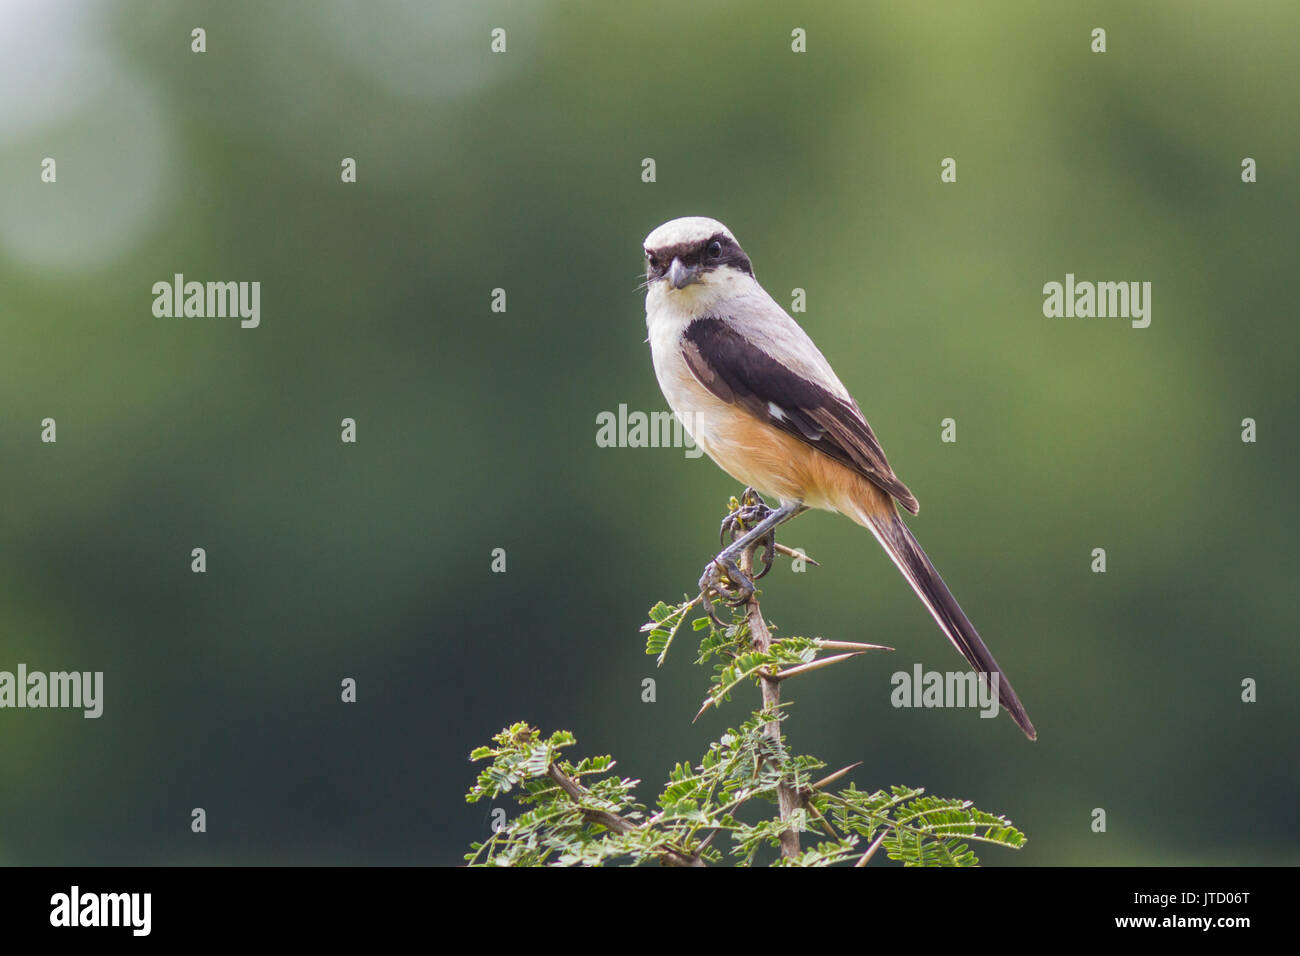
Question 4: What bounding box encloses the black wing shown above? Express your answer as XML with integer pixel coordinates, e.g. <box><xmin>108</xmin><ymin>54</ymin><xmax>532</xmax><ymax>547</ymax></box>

<box><xmin>681</xmin><ymin>316</ymin><xmax>919</xmax><ymax>514</ymax></box>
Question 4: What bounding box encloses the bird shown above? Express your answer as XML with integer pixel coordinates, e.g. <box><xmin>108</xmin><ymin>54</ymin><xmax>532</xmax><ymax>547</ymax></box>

<box><xmin>641</xmin><ymin>215</ymin><xmax>1036</xmax><ymax>740</ymax></box>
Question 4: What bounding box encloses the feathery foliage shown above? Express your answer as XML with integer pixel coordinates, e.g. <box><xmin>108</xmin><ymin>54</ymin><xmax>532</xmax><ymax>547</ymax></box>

<box><xmin>467</xmin><ymin>499</ymin><xmax>1026</xmax><ymax>866</ymax></box>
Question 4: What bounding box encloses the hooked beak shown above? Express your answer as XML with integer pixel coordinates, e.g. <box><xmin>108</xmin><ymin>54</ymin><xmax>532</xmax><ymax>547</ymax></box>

<box><xmin>667</xmin><ymin>257</ymin><xmax>700</xmax><ymax>290</ymax></box>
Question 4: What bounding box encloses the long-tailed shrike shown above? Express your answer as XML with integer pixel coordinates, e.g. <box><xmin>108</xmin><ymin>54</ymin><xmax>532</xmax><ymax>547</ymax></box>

<box><xmin>642</xmin><ymin>216</ymin><xmax>1036</xmax><ymax>740</ymax></box>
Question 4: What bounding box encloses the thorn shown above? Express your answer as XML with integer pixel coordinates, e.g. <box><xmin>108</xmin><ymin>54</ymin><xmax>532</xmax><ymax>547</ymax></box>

<box><xmin>854</xmin><ymin>831</ymin><xmax>889</xmax><ymax>868</ymax></box>
<box><xmin>801</xmin><ymin>799</ymin><xmax>839</xmax><ymax>837</ymax></box>
<box><xmin>812</xmin><ymin>761</ymin><xmax>863</xmax><ymax>791</ymax></box>
<box><xmin>774</xmin><ymin>543</ymin><xmax>819</xmax><ymax>566</ymax></box>
<box><xmin>773</xmin><ymin>652</ymin><xmax>865</xmax><ymax>680</ymax></box>
<box><xmin>814</xmin><ymin>639</ymin><xmax>894</xmax><ymax>653</ymax></box>
<box><xmin>691</xmin><ymin>697</ymin><xmax>714</xmax><ymax>723</ymax></box>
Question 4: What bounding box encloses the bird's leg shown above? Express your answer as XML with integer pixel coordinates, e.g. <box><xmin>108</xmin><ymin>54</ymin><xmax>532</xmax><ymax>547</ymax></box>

<box><xmin>700</xmin><ymin>497</ymin><xmax>804</xmax><ymax>608</ymax></box>
<box><xmin>719</xmin><ymin>488</ymin><xmax>781</xmax><ymax>581</ymax></box>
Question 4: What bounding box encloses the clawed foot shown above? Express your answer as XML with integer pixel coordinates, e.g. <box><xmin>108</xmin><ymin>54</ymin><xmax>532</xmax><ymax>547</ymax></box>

<box><xmin>718</xmin><ymin>488</ymin><xmax>777</xmax><ymax>581</ymax></box>
<box><xmin>699</xmin><ymin>551</ymin><xmax>756</xmax><ymax>607</ymax></box>
<box><xmin>699</xmin><ymin>489</ymin><xmax>771</xmax><ymax>623</ymax></box>
<box><xmin>698</xmin><ymin>490</ymin><xmax>804</xmax><ymax>626</ymax></box>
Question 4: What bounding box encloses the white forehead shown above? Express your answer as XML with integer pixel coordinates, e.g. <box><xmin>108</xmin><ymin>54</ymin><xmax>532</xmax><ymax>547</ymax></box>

<box><xmin>643</xmin><ymin>216</ymin><xmax>735</xmax><ymax>251</ymax></box>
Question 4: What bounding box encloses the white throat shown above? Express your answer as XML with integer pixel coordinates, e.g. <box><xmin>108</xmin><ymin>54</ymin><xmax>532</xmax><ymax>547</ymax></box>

<box><xmin>645</xmin><ymin>266</ymin><xmax>761</xmax><ymax>328</ymax></box>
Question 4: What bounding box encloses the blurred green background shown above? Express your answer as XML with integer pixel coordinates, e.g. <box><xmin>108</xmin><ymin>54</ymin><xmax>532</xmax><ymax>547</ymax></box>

<box><xmin>1</xmin><ymin>0</ymin><xmax>1296</xmax><ymax>865</ymax></box>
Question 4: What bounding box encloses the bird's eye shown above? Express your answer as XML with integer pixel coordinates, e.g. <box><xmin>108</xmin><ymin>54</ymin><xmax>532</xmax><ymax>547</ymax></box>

<box><xmin>646</xmin><ymin>253</ymin><xmax>659</xmax><ymax>269</ymax></box>
<box><xmin>707</xmin><ymin>240</ymin><xmax>723</xmax><ymax>258</ymax></box>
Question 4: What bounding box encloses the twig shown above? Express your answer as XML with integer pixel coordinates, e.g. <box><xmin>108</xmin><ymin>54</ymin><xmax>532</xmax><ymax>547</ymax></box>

<box><xmin>546</xmin><ymin>764</ymin><xmax>704</xmax><ymax>867</ymax></box>
<box><xmin>738</xmin><ymin>548</ymin><xmax>802</xmax><ymax>860</ymax></box>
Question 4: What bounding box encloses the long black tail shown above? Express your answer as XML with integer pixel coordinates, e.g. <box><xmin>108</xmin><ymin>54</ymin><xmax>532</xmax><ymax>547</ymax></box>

<box><xmin>858</xmin><ymin>506</ymin><xmax>1037</xmax><ymax>740</ymax></box>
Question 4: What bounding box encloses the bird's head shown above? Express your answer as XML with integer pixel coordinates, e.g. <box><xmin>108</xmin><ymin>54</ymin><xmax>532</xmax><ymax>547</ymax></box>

<box><xmin>643</xmin><ymin>217</ymin><xmax>754</xmax><ymax>306</ymax></box>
